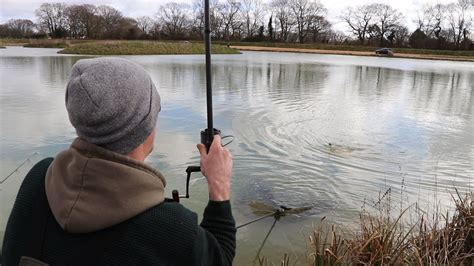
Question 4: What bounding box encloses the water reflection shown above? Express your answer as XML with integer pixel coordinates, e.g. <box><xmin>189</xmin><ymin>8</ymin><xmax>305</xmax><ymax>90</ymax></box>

<box><xmin>0</xmin><ymin>48</ymin><xmax>473</xmax><ymax>263</ymax></box>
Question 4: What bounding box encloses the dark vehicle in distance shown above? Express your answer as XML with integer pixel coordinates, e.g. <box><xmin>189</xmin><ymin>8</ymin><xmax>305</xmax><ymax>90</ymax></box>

<box><xmin>375</xmin><ymin>48</ymin><xmax>394</xmax><ymax>57</ymax></box>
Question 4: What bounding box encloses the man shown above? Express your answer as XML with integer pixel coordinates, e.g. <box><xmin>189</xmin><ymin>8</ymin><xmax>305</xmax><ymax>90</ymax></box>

<box><xmin>2</xmin><ymin>57</ymin><xmax>236</xmax><ymax>265</ymax></box>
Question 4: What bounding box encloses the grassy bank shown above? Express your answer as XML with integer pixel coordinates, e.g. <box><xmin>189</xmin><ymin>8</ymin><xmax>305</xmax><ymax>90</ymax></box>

<box><xmin>24</xmin><ymin>40</ymin><xmax>69</xmax><ymax>48</ymax></box>
<box><xmin>58</xmin><ymin>40</ymin><xmax>240</xmax><ymax>55</ymax></box>
<box><xmin>224</xmin><ymin>42</ymin><xmax>474</xmax><ymax>57</ymax></box>
<box><xmin>259</xmin><ymin>190</ymin><xmax>473</xmax><ymax>265</ymax></box>
<box><xmin>0</xmin><ymin>38</ymin><xmax>29</xmax><ymax>46</ymax></box>
<box><xmin>0</xmin><ymin>39</ymin><xmax>240</xmax><ymax>55</ymax></box>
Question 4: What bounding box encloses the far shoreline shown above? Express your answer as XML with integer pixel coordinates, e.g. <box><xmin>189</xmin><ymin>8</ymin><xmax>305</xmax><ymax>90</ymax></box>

<box><xmin>231</xmin><ymin>45</ymin><xmax>474</xmax><ymax>63</ymax></box>
<box><xmin>1</xmin><ymin>39</ymin><xmax>472</xmax><ymax>62</ymax></box>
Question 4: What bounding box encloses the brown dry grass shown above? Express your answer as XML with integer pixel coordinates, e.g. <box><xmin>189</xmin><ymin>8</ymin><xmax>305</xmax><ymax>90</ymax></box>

<box><xmin>258</xmin><ymin>190</ymin><xmax>473</xmax><ymax>266</ymax></box>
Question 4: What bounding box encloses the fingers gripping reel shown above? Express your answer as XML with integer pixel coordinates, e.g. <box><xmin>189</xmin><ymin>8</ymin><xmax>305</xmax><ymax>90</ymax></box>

<box><xmin>172</xmin><ymin>129</ymin><xmax>221</xmax><ymax>203</ymax></box>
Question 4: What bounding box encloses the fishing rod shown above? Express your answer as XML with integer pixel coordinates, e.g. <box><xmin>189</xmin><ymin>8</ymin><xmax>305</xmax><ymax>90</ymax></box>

<box><xmin>0</xmin><ymin>152</ymin><xmax>40</xmax><ymax>185</ymax></box>
<box><xmin>172</xmin><ymin>0</ymin><xmax>220</xmax><ymax>202</ymax></box>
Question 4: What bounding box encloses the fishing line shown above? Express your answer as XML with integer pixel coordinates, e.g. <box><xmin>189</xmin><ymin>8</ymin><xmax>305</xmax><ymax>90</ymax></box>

<box><xmin>236</xmin><ymin>211</ymin><xmax>277</xmax><ymax>229</ymax></box>
<box><xmin>221</xmin><ymin>135</ymin><xmax>234</xmax><ymax>147</ymax></box>
<box><xmin>0</xmin><ymin>152</ymin><xmax>39</xmax><ymax>184</ymax></box>
<box><xmin>254</xmin><ymin>218</ymin><xmax>278</xmax><ymax>262</ymax></box>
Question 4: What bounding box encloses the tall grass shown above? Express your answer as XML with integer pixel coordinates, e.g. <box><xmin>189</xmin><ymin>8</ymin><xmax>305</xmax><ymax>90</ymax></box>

<box><xmin>309</xmin><ymin>190</ymin><xmax>473</xmax><ymax>265</ymax></box>
<box><xmin>259</xmin><ymin>190</ymin><xmax>473</xmax><ymax>265</ymax></box>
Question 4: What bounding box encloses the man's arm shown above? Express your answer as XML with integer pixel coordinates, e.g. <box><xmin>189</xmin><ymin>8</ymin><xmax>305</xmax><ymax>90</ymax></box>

<box><xmin>191</xmin><ymin>201</ymin><xmax>236</xmax><ymax>265</ymax></box>
<box><xmin>192</xmin><ymin>136</ymin><xmax>236</xmax><ymax>265</ymax></box>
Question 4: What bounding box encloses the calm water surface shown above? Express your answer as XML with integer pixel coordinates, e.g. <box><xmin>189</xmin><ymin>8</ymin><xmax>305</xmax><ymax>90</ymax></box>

<box><xmin>1</xmin><ymin>46</ymin><xmax>473</xmax><ymax>263</ymax></box>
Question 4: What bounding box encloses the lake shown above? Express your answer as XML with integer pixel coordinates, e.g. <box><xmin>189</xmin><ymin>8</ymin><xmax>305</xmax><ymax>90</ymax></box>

<box><xmin>1</xmin><ymin>46</ymin><xmax>473</xmax><ymax>264</ymax></box>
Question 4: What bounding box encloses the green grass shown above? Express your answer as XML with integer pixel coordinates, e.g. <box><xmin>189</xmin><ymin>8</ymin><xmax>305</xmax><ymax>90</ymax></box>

<box><xmin>225</xmin><ymin>41</ymin><xmax>474</xmax><ymax>57</ymax></box>
<box><xmin>58</xmin><ymin>41</ymin><xmax>240</xmax><ymax>55</ymax></box>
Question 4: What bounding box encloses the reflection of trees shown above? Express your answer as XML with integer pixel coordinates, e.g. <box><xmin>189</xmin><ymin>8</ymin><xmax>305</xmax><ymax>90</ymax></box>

<box><xmin>410</xmin><ymin>71</ymin><xmax>472</xmax><ymax>116</ymax></box>
<box><xmin>39</xmin><ymin>57</ymin><xmax>80</xmax><ymax>87</ymax></box>
<box><xmin>145</xmin><ymin>59</ymin><xmax>329</xmax><ymax>106</ymax></box>
<box><xmin>352</xmin><ymin>66</ymin><xmax>404</xmax><ymax>98</ymax></box>
<box><xmin>140</xmin><ymin>57</ymin><xmax>472</xmax><ymax>129</ymax></box>
<box><xmin>273</xmin><ymin>62</ymin><xmax>329</xmax><ymax>100</ymax></box>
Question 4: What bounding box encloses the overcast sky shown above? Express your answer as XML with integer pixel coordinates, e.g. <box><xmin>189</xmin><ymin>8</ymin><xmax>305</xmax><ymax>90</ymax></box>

<box><xmin>0</xmin><ymin>0</ymin><xmax>462</xmax><ymax>31</ymax></box>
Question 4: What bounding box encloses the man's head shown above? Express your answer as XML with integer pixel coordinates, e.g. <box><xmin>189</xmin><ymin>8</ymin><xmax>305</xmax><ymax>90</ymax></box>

<box><xmin>65</xmin><ymin>57</ymin><xmax>160</xmax><ymax>159</ymax></box>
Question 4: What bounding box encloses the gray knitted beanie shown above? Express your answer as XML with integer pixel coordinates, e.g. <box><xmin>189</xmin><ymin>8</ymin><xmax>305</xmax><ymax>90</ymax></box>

<box><xmin>66</xmin><ymin>57</ymin><xmax>161</xmax><ymax>155</ymax></box>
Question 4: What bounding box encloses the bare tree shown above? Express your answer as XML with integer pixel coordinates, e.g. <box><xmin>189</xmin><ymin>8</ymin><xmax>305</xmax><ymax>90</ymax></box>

<box><xmin>137</xmin><ymin>16</ymin><xmax>155</xmax><ymax>35</ymax></box>
<box><xmin>220</xmin><ymin>0</ymin><xmax>242</xmax><ymax>40</ymax></box>
<box><xmin>369</xmin><ymin>3</ymin><xmax>404</xmax><ymax>46</ymax></box>
<box><xmin>308</xmin><ymin>15</ymin><xmax>331</xmax><ymax>43</ymax></box>
<box><xmin>65</xmin><ymin>4</ymin><xmax>100</xmax><ymax>39</ymax></box>
<box><xmin>117</xmin><ymin>17</ymin><xmax>141</xmax><ymax>39</ymax></box>
<box><xmin>157</xmin><ymin>2</ymin><xmax>191</xmax><ymax>39</ymax></box>
<box><xmin>290</xmin><ymin>0</ymin><xmax>326</xmax><ymax>43</ymax></box>
<box><xmin>446</xmin><ymin>0</ymin><xmax>473</xmax><ymax>47</ymax></box>
<box><xmin>212</xmin><ymin>2</ymin><xmax>226</xmax><ymax>39</ymax></box>
<box><xmin>4</xmin><ymin>19</ymin><xmax>35</xmax><ymax>38</ymax></box>
<box><xmin>66</xmin><ymin>5</ymin><xmax>82</xmax><ymax>38</ymax></box>
<box><xmin>415</xmin><ymin>4</ymin><xmax>447</xmax><ymax>39</ymax></box>
<box><xmin>340</xmin><ymin>5</ymin><xmax>376</xmax><ymax>44</ymax></box>
<box><xmin>97</xmin><ymin>5</ymin><xmax>124</xmax><ymax>38</ymax></box>
<box><xmin>190</xmin><ymin>0</ymin><xmax>220</xmax><ymax>39</ymax></box>
<box><xmin>271</xmin><ymin>0</ymin><xmax>294</xmax><ymax>42</ymax></box>
<box><xmin>327</xmin><ymin>30</ymin><xmax>347</xmax><ymax>44</ymax></box>
<box><xmin>388</xmin><ymin>24</ymin><xmax>409</xmax><ymax>47</ymax></box>
<box><xmin>191</xmin><ymin>0</ymin><xmax>205</xmax><ymax>38</ymax></box>
<box><xmin>35</xmin><ymin>3</ymin><xmax>68</xmax><ymax>37</ymax></box>
<box><xmin>241</xmin><ymin>0</ymin><xmax>265</xmax><ymax>38</ymax></box>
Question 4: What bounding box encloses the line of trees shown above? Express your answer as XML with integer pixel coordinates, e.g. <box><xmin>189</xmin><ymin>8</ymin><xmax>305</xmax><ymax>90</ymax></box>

<box><xmin>341</xmin><ymin>0</ymin><xmax>473</xmax><ymax>50</ymax></box>
<box><xmin>0</xmin><ymin>0</ymin><xmax>472</xmax><ymax>50</ymax></box>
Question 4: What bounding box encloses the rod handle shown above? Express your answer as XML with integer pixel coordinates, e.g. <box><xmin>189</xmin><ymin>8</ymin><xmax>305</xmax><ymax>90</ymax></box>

<box><xmin>201</xmin><ymin>128</ymin><xmax>221</xmax><ymax>152</ymax></box>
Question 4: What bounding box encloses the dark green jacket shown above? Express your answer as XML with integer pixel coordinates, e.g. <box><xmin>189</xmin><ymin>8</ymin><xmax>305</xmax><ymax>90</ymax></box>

<box><xmin>2</xmin><ymin>158</ymin><xmax>236</xmax><ymax>265</ymax></box>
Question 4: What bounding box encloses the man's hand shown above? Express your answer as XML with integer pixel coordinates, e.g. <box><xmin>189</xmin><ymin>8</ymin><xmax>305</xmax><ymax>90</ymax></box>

<box><xmin>197</xmin><ymin>135</ymin><xmax>232</xmax><ymax>201</ymax></box>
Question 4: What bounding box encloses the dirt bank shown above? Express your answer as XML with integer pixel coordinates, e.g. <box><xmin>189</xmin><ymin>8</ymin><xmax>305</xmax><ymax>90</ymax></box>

<box><xmin>231</xmin><ymin>45</ymin><xmax>474</xmax><ymax>62</ymax></box>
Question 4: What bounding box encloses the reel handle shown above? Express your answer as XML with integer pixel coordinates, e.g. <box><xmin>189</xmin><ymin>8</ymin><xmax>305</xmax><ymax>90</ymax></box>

<box><xmin>172</xmin><ymin>129</ymin><xmax>221</xmax><ymax>202</ymax></box>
